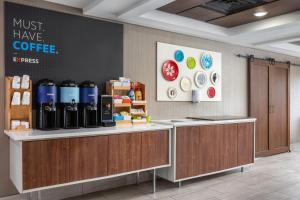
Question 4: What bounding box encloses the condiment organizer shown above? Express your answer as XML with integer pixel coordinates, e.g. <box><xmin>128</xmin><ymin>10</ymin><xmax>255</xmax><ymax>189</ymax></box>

<box><xmin>5</xmin><ymin>77</ymin><xmax>32</xmax><ymax>132</ymax></box>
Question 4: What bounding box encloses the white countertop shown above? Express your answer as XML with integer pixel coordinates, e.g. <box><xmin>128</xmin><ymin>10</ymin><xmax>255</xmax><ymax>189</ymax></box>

<box><xmin>4</xmin><ymin>124</ymin><xmax>173</xmax><ymax>141</ymax></box>
<box><xmin>4</xmin><ymin>117</ymin><xmax>256</xmax><ymax>141</ymax></box>
<box><xmin>153</xmin><ymin>117</ymin><xmax>256</xmax><ymax>127</ymax></box>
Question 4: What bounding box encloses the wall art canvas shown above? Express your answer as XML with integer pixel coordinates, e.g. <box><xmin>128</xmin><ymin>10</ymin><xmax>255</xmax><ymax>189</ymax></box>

<box><xmin>157</xmin><ymin>42</ymin><xmax>222</xmax><ymax>101</ymax></box>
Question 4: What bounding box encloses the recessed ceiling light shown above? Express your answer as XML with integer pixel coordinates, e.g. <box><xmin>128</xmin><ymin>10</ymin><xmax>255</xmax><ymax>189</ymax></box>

<box><xmin>254</xmin><ymin>11</ymin><xmax>268</xmax><ymax>17</ymax></box>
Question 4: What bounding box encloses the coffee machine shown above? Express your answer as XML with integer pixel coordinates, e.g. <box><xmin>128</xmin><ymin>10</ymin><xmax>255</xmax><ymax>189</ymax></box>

<box><xmin>99</xmin><ymin>95</ymin><xmax>115</xmax><ymax>127</ymax></box>
<box><xmin>79</xmin><ymin>81</ymin><xmax>98</xmax><ymax>127</ymax></box>
<box><xmin>36</xmin><ymin>79</ymin><xmax>58</xmax><ymax>130</ymax></box>
<box><xmin>59</xmin><ymin>80</ymin><xmax>80</xmax><ymax>129</ymax></box>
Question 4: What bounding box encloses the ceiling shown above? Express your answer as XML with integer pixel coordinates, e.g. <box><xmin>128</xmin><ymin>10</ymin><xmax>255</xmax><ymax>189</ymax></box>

<box><xmin>44</xmin><ymin>0</ymin><xmax>300</xmax><ymax>58</ymax></box>
<box><xmin>158</xmin><ymin>0</ymin><xmax>300</xmax><ymax>28</ymax></box>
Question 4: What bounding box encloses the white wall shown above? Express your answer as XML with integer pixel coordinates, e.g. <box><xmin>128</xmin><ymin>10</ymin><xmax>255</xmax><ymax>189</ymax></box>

<box><xmin>123</xmin><ymin>24</ymin><xmax>300</xmax><ymax>144</ymax></box>
<box><xmin>290</xmin><ymin>66</ymin><xmax>300</xmax><ymax>143</ymax></box>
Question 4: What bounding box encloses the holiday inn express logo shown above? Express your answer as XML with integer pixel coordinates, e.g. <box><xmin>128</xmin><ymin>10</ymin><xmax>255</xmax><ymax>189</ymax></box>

<box><xmin>11</xmin><ymin>18</ymin><xmax>59</xmax><ymax>64</ymax></box>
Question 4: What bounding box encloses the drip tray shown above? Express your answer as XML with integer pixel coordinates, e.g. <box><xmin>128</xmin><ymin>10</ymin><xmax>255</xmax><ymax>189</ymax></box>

<box><xmin>187</xmin><ymin>116</ymin><xmax>249</xmax><ymax>121</ymax></box>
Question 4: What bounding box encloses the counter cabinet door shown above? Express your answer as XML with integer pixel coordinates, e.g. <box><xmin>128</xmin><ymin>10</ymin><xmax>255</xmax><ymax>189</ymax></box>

<box><xmin>141</xmin><ymin>130</ymin><xmax>169</xmax><ymax>169</ymax></box>
<box><xmin>219</xmin><ymin>124</ymin><xmax>238</xmax><ymax>170</ymax></box>
<box><xmin>176</xmin><ymin>126</ymin><xmax>201</xmax><ymax>180</ymax></box>
<box><xmin>107</xmin><ymin>132</ymin><xmax>142</xmax><ymax>175</ymax></box>
<box><xmin>23</xmin><ymin>139</ymin><xmax>69</xmax><ymax>190</ymax></box>
<box><xmin>69</xmin><ymin>136</ymin><xmax>108</xmax><ymax>182</ymax></box>
<box><xmin>176</xmin><ymin>124</ymin><xmax>239</xmax><ymax>180</ymax></box>
<box><xmin>199</xmin><ymin>124</ymin><xmax>238</xmax><ymax>173</ymax></box>
<box><xmin>238</xmin><ymin>123</ymin><xmax>254</xmax><ymax>165</ymax></box>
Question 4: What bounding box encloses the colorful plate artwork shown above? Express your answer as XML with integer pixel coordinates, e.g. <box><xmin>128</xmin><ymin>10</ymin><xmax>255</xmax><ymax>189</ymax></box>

<box><xmin>167</xmin><ymin>87</ymin><xmax>177</xmax><ymax>99</ymax></box>
<box><xmin>175</xmin><ymin>50</ymin><xmax>184</xmax><ymax>62</ymax></box>
<box><xmin>207</xmin><ymin>87</ymin><xmax>216</xmax><ymax>98</ymax></box>
<box><xmin>210</xmin><ymin>71</ymin><xmax>220</xmax><ymax>85</ymax></box>
<box><xmin>180</xmin><ymin>77</ymin><xmax>192</xmax><ymax>92</ymax></box>
<box><xmin>186</xmin><ymin>57</ymin><xmax>196</xmax><ymax>69</ymax></box>
<box><xmin>195</xmin><ymin>71</ymin><xmax>207</xmax><ymax>88</ymax></box>
<box><xmin>201</xmin><ymin>53</ymin><xmax>213</xmax><ymax>70</ymax></box>
<box><xmin>162</xmin><ymin>60</ymin><xmax>179</xmax><ymax>81</ymax></box>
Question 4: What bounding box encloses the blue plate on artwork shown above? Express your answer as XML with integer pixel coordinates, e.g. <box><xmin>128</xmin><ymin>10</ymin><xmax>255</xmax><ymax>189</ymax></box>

<box><xmin>175</xmin><ymin>50</ymin><xmax>184</xmax><ymax>62</ymax></box>
<box><xmin>201</xmin><ymin>53</ymin><xmax>213</xmax><ymax>70</ymax></box>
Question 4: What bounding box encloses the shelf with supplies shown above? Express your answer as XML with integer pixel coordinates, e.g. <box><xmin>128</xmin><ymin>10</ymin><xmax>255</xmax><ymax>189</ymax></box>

<box><xmin>106</xmin><ymin>79</ymin><xmax>149</xmax><ymax>126</ymax></box>
<box><xmin>113</xmin><ymin>103</ymin><xmax>131</xmax><ymax>108</ymax></box>
<box><xmin>5</xmin><ymin>76</ymin><xmax>32</xmax><ymax>132</ymax></box>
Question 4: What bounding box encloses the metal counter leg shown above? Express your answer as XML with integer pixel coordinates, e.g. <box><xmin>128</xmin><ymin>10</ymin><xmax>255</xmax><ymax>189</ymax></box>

<box><xmin>178</xmin><ymin>181</ymin><xmax>182</xmax><ymax>188</ymax></box>
<box><xmin>38</xmin><ymin>191</ymin><xmax>42</xmax><ymax>200</ymax></box>
<box><xmin>136</xmin><ymin>172</ymin><xmax>140</xmax><ymax>185</ymax></box>
<box><xmin>153</xmin><ymin>169</ymin><xmax>156</xmax><ymax>193</ymax></box>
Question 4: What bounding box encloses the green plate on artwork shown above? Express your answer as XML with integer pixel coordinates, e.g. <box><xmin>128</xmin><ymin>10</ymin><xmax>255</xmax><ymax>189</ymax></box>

<box><xmin>186</xmin><ymin>57</ymin><xmax>196</xmax><ymax>69</ymax></box>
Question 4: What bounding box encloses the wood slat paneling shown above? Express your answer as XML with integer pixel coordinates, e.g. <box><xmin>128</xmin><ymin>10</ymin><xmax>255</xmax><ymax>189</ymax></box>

<box><xmin>209</xmin><ymin>0</ymin><xmax>300</xmax><ymax>27</ymax></box>
<box><xmin>158</xmin><ymin>0</ymin><xmax>209</xmax><ymax>14</ymax></box>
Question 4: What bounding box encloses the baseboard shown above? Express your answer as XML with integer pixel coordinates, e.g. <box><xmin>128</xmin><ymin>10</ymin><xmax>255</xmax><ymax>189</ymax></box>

<box><xmin>0</xmin><ymin>172</ymin><xmax>152</xmax><ymax>200</ymax></box>
<box><xmin>256</xmin><ymin>146</ymin><xmax>290</xmax><ymax>157</ymax></box>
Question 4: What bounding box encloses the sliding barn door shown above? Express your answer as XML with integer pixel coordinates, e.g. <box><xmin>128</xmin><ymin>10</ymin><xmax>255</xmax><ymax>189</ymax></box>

<box><xmin>249</xmin><ymin>58</ymin><xmax>290</xmax><ymax>157</ymax></box>
<box><xmin>249</xmin><ymin>59</ymin><xmax>269</xmax><ymax>154</ymax></box>
<box><xmin>269</xmin><ymin>64</ymin><xmax>289</xmax><ymax>151</ymax></box>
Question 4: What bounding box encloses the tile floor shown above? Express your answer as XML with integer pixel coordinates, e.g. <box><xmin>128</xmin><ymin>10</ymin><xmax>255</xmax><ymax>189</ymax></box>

<box><xmin>65</xmin><ymin>144</ymin><xmax>300</xmax><ymax>200</ymax></box>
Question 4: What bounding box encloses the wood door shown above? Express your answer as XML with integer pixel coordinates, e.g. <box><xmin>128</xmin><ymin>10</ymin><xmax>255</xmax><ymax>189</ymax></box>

<box><xmin>238</xmin><ymin>123</ymin><xmax>254</xmax><ymax>165</ymax></box>
<box><xmin>141</xmin><ymin>130</ymin><xmax>169</xmax><ymax>169</ymax></box>
<box><xmin>219</xmin><ymin>124</ymin><xmax>238</xmax><ymax>170</ymax></box>
<box><xmin>69</xmin><ymin>136</ymin><xmax>108</xmax><ymax>181</ymax></box>
<box><xmin>269</xmin><ymin>64</ymin><xmax>289</xmax><ymax>150</ymax></box>
<box><xmin>176</xmin><ymin>126</ymin><xmax>200</xmax><ymax>180</ymax></box>
<box><xmin>23</xmin><ymin>139</ymin><xmax>69</xmax><ymax>190</ymax></box>
<box><xmin>249</xmin><ymin>59</ymin><xmax>269</xmax><ymax>154</ymax></box>
<box><xmin>108</xmin><ymin>133</ymin><xmax>141</xmax><ymax>175</ymax></box>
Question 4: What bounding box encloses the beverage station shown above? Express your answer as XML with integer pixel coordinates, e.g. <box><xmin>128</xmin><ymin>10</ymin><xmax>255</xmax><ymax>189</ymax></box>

<box><xmin>2</xmin><ymin>2</ymin><xmax>257</xmax><ymax>199</ymax></box>
<box><xmin>3</xmin><ymin>74</ymin><xmax>256</xmax><ymax>195</ymax></box>
<box><xmin>5</xmin><ymin>75</ymin><xmax>151</xmax><ymax>132</ymax></box>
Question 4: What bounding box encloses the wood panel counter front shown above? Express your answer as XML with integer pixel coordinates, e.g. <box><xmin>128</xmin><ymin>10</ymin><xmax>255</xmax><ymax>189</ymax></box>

<box><xmin>5</xmin><ymin>124</ymin><xmax>172</xmax><ymax>193</ymax></box>
<box><xmin>155</xmin><ymin>118</ymin><xmax>256</xmax><ymax>183</ymax></box>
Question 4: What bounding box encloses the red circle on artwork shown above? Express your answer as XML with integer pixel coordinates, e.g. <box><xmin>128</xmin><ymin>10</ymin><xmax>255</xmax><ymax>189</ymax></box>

<box><xmin>162</xmin><ymin>60</ymin><xmax>179</xmax><ymax>81</ymax></box>
<box><xmin>207</xmin><ymin>87</ymin><xmax>216</xmax><ymax>98</ymax></box>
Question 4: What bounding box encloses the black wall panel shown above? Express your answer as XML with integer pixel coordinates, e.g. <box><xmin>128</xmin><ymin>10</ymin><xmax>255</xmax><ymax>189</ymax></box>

<box><xmin>5</xmin><ymin>2</ymin><xmax>123</xmax><ymax>92</ymax></box>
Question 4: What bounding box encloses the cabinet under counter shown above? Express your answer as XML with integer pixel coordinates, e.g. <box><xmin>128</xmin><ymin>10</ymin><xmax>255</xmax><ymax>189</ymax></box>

<box><xmin>6</xmin><ymin>124</ymin><xmax>172</xmax><ymax>193</ymax></box>
<box><xmin>154</xmin><ymin>118</ymin><xmax>256</xmax><ymax>183</ymax></box>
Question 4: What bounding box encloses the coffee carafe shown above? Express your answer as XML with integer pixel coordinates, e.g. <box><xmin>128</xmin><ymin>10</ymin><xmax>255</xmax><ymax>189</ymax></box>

<box><xmin>59</xmin><ymin>80</ymin><xmax>80</xmax><ymax>129</ymax></box>
<box><xmin>79</xmin><ymin>81</ymin><xmax>98</xmax><ymax>128</ymax></box>
<box><xmin>36</xmin><ymin>79</ymin><xmax>58</xmax><ymax>130</ymax></box>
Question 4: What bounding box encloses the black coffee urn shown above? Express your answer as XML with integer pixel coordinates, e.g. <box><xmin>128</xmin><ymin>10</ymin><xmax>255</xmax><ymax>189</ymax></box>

<box><xmin>59</xmin><ymin>80</ymin><xmax>80</xmax><ymax>129</ymax></box>
<box><xmin>36</xmin><ymin>79</ymin><xmax>58</xmax><ymax>130</ymax></box>
<box><xmin>79</xmin><ymin>81</ymin><xmax>98</xmax><ymax>127</ymax></box>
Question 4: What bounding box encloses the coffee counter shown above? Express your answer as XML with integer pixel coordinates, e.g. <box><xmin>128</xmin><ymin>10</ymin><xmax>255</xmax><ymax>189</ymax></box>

<box><xmin>5</xmin><ymin>118</ymin><xmax>256</xmax><ymax>193</ymax></box>
<box><xmin>6</xmin><ymin>124</ymin><xmax>172</xmax><ymax>193</ymax></box>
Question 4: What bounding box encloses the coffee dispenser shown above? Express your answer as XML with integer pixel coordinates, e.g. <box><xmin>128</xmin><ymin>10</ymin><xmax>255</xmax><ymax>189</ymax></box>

<box><xmin>79</xmin><ymin>81</ymin><xmax>98</xmax><ymax>127</ymax></box>
<box><xmin>36</xmin><ymin>79</ymin><xmax>58</xmax><ymax>130</ymax></box>
<box><xmin>60</xmin><ymin>80</ymin><xmax>80</xmax><ymax>129</ymax></box>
